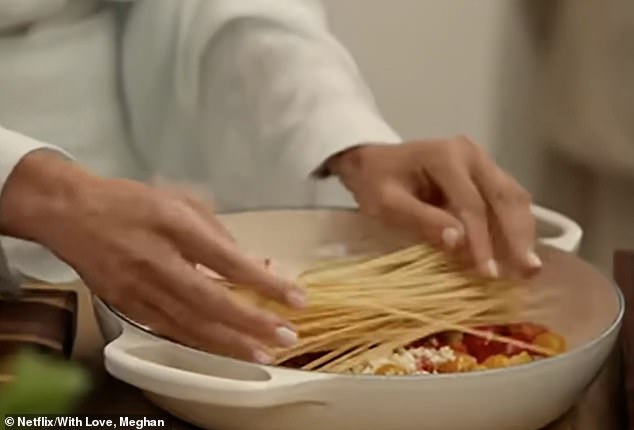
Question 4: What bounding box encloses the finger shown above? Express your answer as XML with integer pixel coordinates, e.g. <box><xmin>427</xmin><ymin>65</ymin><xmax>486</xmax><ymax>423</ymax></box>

<box><xmin>372</xmin><ymin>181</ymin><xmax>465</xmax><ymax>250</ymax></box>
<box><xmin>159</xmin><ymin>259</ymin><xmax>299</xmax><ymax>349</ymax></box>
<box><xmin>190</xmin><ymin>323</ymin><xmax>274</xmax><ymax>364</ymax></box>
<box><xmin>125</xmin><ymin>294</ymin><xmax>273</xmax><ymax>363</ymax></box>
<box><xmin>195</xmin><ymin>263</ymin><xmax>223</xmax><ymax>280</ymax></box>
<box><xmin>110</xmin><ymin>292</ymin><xmax>220</xmax><ymax>353</ymax></box>
<box><xmin>487</xmin><ymin>214</ymin><xmax>533</xmax><ymax>279</ymax></box>
<box><xmin>431</xmin><ymin>167</ymin><xmax>498</xmax><ymax>278</ymax></box>
<box><xmin>473</xmin><ymin>163</ymin><xmax>540</xmax><ymax>275</ymax></box>
<box><xmin>149</xmin><ymin>297</ymin><xmax>272</xmax><ymax>363</ymax></box>
<box><xmin>173</xmin><ymin>212</ymin><xmax>306</xmax><ymax>309</ymax></box>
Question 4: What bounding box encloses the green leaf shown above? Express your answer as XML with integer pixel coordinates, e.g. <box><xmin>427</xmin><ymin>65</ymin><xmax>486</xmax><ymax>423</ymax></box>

<box><xmin>0</xmin><ymin>350</ymin><xmax>91</xmax><ymax>420</ymax></box>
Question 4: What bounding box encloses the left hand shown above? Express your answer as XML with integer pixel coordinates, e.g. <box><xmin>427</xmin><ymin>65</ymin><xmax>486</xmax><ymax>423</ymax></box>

<box><xmin>327</xmin><ymin>137</ymin><xmax>542</xmax><ymax>279</ymax></box>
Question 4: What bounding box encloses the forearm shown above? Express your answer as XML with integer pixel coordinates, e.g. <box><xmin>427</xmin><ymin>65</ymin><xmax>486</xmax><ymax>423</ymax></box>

<box><xmin>0</xmin><ymin>127</ymin><xmax>85</xmax><ymax>289</ymax></box>
<box><xmin>0</xmin><ymin>151</ymin><xmax>93</xmax><ymax>244</ymax></box>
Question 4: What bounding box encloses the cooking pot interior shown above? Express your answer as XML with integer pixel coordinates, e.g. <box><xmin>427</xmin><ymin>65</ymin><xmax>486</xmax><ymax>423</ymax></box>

<box><xmin>217</xmin><ymin>209</ymin><xmax>622</xmax><ymax>352</ymax></box>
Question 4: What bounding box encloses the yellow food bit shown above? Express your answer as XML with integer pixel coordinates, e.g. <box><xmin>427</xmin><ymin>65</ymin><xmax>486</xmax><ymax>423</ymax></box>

<box><xmin>508</xmin><ymin>351</ymin><xmax>533</xmax><ymax>366</ymax></box>
<box><xmin>533</xmin><ymin>332</ymin><xmax>566</xmax><ymax>354</ymax></box>
<box><xmin>437</xmin><ymin>354</ymin><xmax>477</xmax><ymax>373</ymax></box>
<box><xmin>374</xmin><ymin>363</ymin><xmax>408</xmax><ymax>376</ymax></box>
<box><xmin>482</xmin><ymin>355</ymin><xmax>510</xmax><ymax>369</ymax></box>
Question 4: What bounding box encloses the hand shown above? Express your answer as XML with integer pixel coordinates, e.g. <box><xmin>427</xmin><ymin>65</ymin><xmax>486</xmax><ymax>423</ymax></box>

<box><xmin>328</xmin><ymin>138</ymin><xmax>541</xmax><ymax>278</ymax></box>
<box><xmin>0</xmin><ymin>151</ymin><xmax>305</xmax><ymax>363</ymax></box>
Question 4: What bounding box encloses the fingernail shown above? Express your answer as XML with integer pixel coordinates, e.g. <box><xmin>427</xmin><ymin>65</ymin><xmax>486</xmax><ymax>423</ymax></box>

<box><xmin>442</xmin><ymin>227</ymin><xmax>461</xmax><ymax>249</ymax></box>
<box><xmin>196</xmin><ymin>264</ymin><xmax>221</xmax><ymax>279</ymax></box>
<box><xmin>253</xmin><ymin>350</ymin><xmax>273</xmax><ymax>364</ymax></box>
<box><xmin>286</xmin><ymin>289</ymin><xmax>307</xmax><ymax>308</ymax></box>
<box><xmin>485</xmin><ymin>259</ymin><xmax>499</xmax><ymax>278</ymax></box>
<box><xmin>275</xmin><ymin>326</ymin><xmax>298</xmax><ymax>347</ymax></box>
<box><xmin>527</xmin><ymin>250</ymin><xmax>543</xmax><ymax>269</ymax></box>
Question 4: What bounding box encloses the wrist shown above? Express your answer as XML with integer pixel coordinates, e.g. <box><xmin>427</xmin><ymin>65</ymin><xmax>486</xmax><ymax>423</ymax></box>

<box><xmin>0</xmin><ymin>150</ymin><xmax>98</xmax><ymax>244</ymax></box>
<box><xmin>326</xmin><ymin>145</ymin><xmax>367</xmax><ymax>179</ymax></box>
<box><xmin>326</xmin><ymin>144</ymin><xmax>379</xmax><ymax>192</ymax></box>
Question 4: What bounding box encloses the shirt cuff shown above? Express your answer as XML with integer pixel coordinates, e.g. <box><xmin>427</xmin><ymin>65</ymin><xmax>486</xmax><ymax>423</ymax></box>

<box><xmin>0</xmin><ymin>127</ymin><xmax>73</xmax><ymax>201</ymax></box>
<box><xmin>280</xmin><ymin>101</ymin><xmax>401</xmax><ymax>180</ymax></box>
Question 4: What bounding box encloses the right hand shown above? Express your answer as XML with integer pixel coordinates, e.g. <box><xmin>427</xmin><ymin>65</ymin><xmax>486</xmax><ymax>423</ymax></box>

<box><xmin>329</xmin><ymin>139</ymin><xmax>540</xmax><ymax>279</ymax></box>
<box><xmin>0</xmin><ymin>151</ymin><xmax>305</xmax><ymax>364</ymax></box>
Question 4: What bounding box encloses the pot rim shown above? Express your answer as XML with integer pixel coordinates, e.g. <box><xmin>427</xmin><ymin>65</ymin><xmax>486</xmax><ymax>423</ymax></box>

<box><xmin>98</xmin><ymin>206</ymin><xmax>625</xmax><ymax>381</ymax></box>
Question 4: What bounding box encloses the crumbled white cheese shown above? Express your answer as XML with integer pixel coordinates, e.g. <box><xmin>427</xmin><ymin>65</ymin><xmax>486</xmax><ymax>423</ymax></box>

<box><xmin>409</xmin><ymin>345</ymin><xmax>456</xmax><ymax>365</ymax></box>
<box><xmin>359</xmin><ymin>346</ymin><xmax>456</xmax><ymax>375</ymax></box>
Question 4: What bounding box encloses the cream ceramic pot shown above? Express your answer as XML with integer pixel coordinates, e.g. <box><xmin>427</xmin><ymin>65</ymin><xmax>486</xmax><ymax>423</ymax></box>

<box><xmin>95</xmin><ymin>206</ymin><xmax>622</xmax><ymax>430</ymax></box>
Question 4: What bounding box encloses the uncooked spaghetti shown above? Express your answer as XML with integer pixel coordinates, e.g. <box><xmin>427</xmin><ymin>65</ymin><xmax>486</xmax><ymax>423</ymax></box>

<box><xmin>226</xmin><ymin>243</ymin><xmax>564</xmax><ymax>375</ymax></box>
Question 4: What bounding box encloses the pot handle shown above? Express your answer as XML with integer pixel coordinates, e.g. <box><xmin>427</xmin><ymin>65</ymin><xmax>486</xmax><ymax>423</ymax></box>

<box><xmin>532</xmin><ymin>205</ymin><xmax>582</xmax><ymax>253</ymax></box>
<box><xmin>104</xmin><ymin>327</ymin><xmax>330</xmax><ymax>407</ymax></box>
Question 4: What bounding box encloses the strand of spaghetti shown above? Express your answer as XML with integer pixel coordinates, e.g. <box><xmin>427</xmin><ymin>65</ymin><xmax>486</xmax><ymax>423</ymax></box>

<box><xmin>220</xmin><ymin>243</ymin><xmax>557</xmax><ymax>375</ymax></box>
<box><xmin>295</xmin><ymin>312</ymin><xmax>391</xmax><ymax>332</ymax></box>
<box><xmin>302</xmin><ymin>350</ymin><xmax>359</xmax><ymax>371</ymax></box>
<box><xmin>318</xmin><ymin>306</ymin><xmax>486</xmax><ymax>372</ymax></box>
<box><xmin>327</xmin><ymin>328</ymin><xmax>447</xmax><ymax>372</ymax></box>
<box><xmin>298</xmin><ymin>245</ymin><xmax>430</xmax><ymax>282</ymax></box>
<box><xmin>293</xmin><ymin>315</ymin><xmax>394</xmax><ymax>349</ymax></box>
<box><xmin>286</xmin><ymin>317</ymin><xmax>427</xmax><ymax>366</ymax></box>
<box><xmin>299</xmin><ymin>322</ymin><xmax>406</xmax><ymax>371</ymax></box>
<box><xmin>300</xmin><ymin>315</ymin><xmax>514</xmax><ymax>372</ymax></box>
<box><xmin>301</xmin><ymin>340</ymin><xmax>367</xmax><ymax>370</ymax></box>
<box><xmin>344</xmin><ymin>299</ymin><xmax>554</xmax><ymax>356</ymax></box>
<box><xmin>298</xmin><ymin>255</ymin><xmax>375</xmax><ymax>276</ymax></box>
<box><xmin>288</xmin><ymin>295</ymin><xmax>518</xmax><ymax>336</ymax></box>
<box><xmin>274</xmin><ymin>336</ymin><xmax>366</xmax><ymax>365</ymax></box>
<box><xmin>336</xmin><ymin>306</ymin><xmax>491</xmax><ymax>369</ymax></box>
<box><xmin>317</xmin><ymin>341</ymin><xmax>381</xmax><ymax>372</ymax></box>
<box><xmin>308</xmin><ymin>289</ymin><xmax>495</xmax><ymax>306</ymax></box>
<box><xmin>305</xmin><ymin>279</ymin><xmax>514</xmax><ymax>296</ymax></box>
<box><xmin>296</xmin><ymin>317</ymin><xmax>396</xmax><ymax>344</ymax></box>
<box><xmin>276</xmin><ymin>296</ymin><xmax>518</xmax><ymax>331</ymax></box>
<box><xmin>306</xmin><ymin>289</ymin><xmax>518</xmax><ymax>312</ymax></box>
<box><xmin>386</xmin><ymin>256</ymin><xmax>455</xmax><ymax>277</ymax></box>
<box><xmin>308</xmin><ymin>288</ymin><xmax>504</xmax><ymax>304</ymax></box>
<box><xmin>303</xmin><ymin>273</ymin><xmax>517</xmax><ymax>291</ymax></box>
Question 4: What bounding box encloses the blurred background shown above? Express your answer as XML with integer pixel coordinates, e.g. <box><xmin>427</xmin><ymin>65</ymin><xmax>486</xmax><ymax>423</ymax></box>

<box><xmin>322</xmin><ymin>0</ymin><xmax>634</xmax><ymax>275</ymax></box>
<box><xmin>1</xmin><ymin>0</ymin><xmax>632</xmax><ymax>276</ymax></box>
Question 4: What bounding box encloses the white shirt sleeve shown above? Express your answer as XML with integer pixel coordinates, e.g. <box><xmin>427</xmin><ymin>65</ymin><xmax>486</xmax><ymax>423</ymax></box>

<box><xmin>203</xmin><ymin>8</ymin><xmax>402</xmax><ymax>179</ymax></box>
<box><xmin>0</xmin><ymin>126</ymin><xmax>70</xmax><ymax>195</ymax></box>
<box><xmin>120</xmin><ymin>0</ymin><xmax>401</xmax><ymax>184</ymax></box>
<box><xmin>0</xmin><ymin>126</ymin><xmax>71</xmax><ymax>291</ymax></box>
